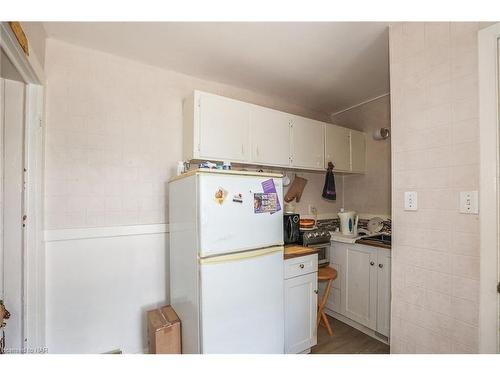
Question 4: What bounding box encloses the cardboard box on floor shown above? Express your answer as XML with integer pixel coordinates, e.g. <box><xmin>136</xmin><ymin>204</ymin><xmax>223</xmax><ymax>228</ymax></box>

<box><xmin>147</xmin><ymin>305</ymin><xmax>181</xmax><ymax>354</ymax></box>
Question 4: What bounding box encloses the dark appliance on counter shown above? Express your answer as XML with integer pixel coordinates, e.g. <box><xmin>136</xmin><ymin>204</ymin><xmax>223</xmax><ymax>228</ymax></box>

<box><xmin>299</xmin><ymin>228</ymin><xmax>331</xmax><ymax>267</ymax></box>
<box><xmin>283</xmin><ymin>213</ymin><xmax>300</xmax><ymax>244</ymax></box>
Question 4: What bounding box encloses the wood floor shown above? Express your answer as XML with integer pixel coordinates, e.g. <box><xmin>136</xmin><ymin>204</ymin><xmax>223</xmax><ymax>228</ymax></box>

<box><xmin>311</xmin><ymin>316</ymin><xmax>390</xmax><ymax>354</ymax></box>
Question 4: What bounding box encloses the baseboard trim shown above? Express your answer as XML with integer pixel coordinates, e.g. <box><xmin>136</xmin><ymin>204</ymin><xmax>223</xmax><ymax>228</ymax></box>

<box><xmin>44</xmin><ymin>224</ymin><xmax>169</xmax><ymax>242</ymax></box>
<box><xmin>324</xmin><ymin>308</ymin><xmax>389</xmax><ymax>346</ymax></box>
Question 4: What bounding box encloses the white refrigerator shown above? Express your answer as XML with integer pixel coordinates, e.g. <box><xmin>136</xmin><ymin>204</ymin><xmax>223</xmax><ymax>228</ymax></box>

<box><xmin>169</xmin><ymin>169</ymin><xmax>284</xmax><ymax>353</ymax></box>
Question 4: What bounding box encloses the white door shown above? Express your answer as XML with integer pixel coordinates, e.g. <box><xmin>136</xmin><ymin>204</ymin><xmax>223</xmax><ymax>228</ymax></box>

<box><xmin>343</xmin><ymin>245</ymin><xmax>377</xmax><ymax>330</ymax></box>
<box><xmin>0</xmin><ymin>78</ymin><xmax>26</xmax><ymax>353</ymax></box>
<box><xmin>350</xmin><ymin>130</ymin><xmax>366</xmax><ymax>173</ymax></box>
<box><xmin>376</xmin><ymin>249</ymin><xmax>391</xmax><ymax>337</ymax></box>
<box><xmin>284</xmin><ymin>272</ymin><xmax>317</xmax><ymax>354</ymax></box>
<box><xmin>250</xmin><ymin>106</ymin><xmax>291</xmax><ymax>167</ymax></box>
<box><xmin>198</xmin><ymin>92</ymin><xmax>251</xmax><ymax>163</ymax></box>
<box><xmin>290</xmin><ymin>117</ymin><xmax>324</xmax><ymax>170</ymax></box>
<box><xmin>199</xmin><ymin>247</ymin><xmax>284</xmax><ymax>353</ymax></box>
<box><xmin>325</xmin><ymin>125</ymin><xmax>350</xmax><ymax>171</ymax></box>
<box><xmin>198</xmin><ymin>173</ymin><xmax>283</xmax><ymax>257</ymax></box>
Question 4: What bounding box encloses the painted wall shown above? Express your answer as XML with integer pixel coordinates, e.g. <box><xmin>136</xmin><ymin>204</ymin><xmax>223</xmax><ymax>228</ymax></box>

<box><xmin>44</xmin><ymin>38</ymin><xmax>337</xmax><ymax>230</ymax></box>
<box><xmin>331</xmin><ymin>95</ymin><xmax>391</xmax><ymax>216</ymax></box>
<box><xmin>389</xmin><ymin>22</ymin><xmax>482</xmax><ymax>353</ymax></box>
<box><xmin>1</xmin><ymin>49</ymin><xmax>24</xmax><ymax>81</ymax></box>
<box><xmin>45</xmin><ymin>227</ymin><xmax>168</xmax><ymax>354</ymax></box>
<box><xmin>43</xmin><ymin>38</ymin><xmax>342</xmax><ymax>352</ymax></box>
<box><xmin>20</xmin><ymin>22</ymin><xmax>47</xmax><ymax>69</ymax></box>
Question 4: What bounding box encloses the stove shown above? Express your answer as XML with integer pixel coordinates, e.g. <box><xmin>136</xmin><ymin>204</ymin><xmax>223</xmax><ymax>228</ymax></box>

<box><xmin>299</xmin><ymin>228</ymin><xmax>331</xmax><ymax>246</ymax></box>
<box><xmin>299</xmin><ymin>228</ymin><xmax>331</xmax><ymax>267</ymax></box>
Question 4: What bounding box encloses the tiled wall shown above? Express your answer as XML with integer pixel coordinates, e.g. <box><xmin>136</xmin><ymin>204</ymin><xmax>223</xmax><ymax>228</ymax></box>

<box><xmin>331</xmin><ymin>95</ymin><xmax>391</xmax><ymax>216</ymax></box>
<box><xmin>44</xmin><ymin>39</ymin><xmax>337</xmax><ymax>229</ymax></box>
<box><xmin>389</xmin><ymin>22</ymin><xmax>482</xmax><ymax>353</ymax></box>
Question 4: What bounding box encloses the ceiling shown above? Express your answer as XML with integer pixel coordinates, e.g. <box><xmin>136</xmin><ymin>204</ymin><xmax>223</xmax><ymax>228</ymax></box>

<box><xmin>43</xmin><ymin>22</ymin><xmax>390</xmax><ymax>115</ymax></box>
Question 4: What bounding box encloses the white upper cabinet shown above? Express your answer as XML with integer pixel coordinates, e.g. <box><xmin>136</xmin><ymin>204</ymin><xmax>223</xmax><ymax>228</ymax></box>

<box><xmin>250</xmin><ymin>106</ymin><xmax>291</xmax><ymax>167</ymax></box>
<box><xmin>350</xmin><ymin>130</ymin><xmax>366</xmax><ymax>173</ymax></box>
<box><xmin>183</xmin><ymin>91</ymin><xmax>364</xmax><ymax>173</ymax></box>
<box><xmin>325</xmin><ymin>125</ymin><xmax>350</xmax><ymax>172</ymax></box>
<box><xmin>290</xmin><ymin>116</ymin><xmax>325</xmax><ymax>170</ymax></box>
<box><xmin>197</xmin><ymin>92</ymin><xmax>251</xmax><ymax>163</ymax></box>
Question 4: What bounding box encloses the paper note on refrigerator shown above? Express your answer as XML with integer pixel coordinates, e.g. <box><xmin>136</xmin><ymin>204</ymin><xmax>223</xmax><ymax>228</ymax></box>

<box><xmin>254</xmin><ymin>193</ymin><xmax>278</xmax><ymax>214</ymax></box>
<box><xmin>261</xmin><ymin>179</ymin><xmax>281</xmax><ymax>214</ymax></box>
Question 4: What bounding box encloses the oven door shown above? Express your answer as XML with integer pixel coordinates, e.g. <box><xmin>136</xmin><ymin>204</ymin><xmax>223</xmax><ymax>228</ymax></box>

<box><xmin>307</xmin><ymin>243</ymin><xmax>330</xmax><ymax>266</ymax></box>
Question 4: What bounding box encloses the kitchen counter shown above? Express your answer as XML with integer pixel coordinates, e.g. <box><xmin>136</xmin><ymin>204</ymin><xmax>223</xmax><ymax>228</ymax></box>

<box><xmin>284</xmin><ymin>244</ymin><xmax>319</xmax><ymax>259</ymax></box>
<box><xmin>355</xmin><ymin>238</ymin><xmax>391</xmax><ymax>249</ymax></box>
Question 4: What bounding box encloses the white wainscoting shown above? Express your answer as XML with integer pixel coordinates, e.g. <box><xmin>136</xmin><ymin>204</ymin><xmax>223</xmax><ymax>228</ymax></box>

<box><xmin>44</xmin><ymin>224</ymin><xmax>169</xmax><ymax>354</ymax></box>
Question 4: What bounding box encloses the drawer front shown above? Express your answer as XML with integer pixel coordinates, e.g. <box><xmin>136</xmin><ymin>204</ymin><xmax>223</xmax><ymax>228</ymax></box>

<box><xmin>284</xmin><ymin>254</ymin><xmax>318</xmax><ymax>279</ymax></box>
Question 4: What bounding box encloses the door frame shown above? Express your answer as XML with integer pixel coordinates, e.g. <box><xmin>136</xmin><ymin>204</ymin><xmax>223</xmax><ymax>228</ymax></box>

<box><xmin>1</xmin><ymin>22</ymin><xmax>45</xmax><ymax>353</ymax></box>
<box><xmin>478</xmin><ymin>22</ymin><xmax>500</xmax><ymax>354</ymax></box>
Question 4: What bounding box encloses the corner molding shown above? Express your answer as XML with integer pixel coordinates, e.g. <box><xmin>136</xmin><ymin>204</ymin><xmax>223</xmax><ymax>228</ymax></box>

<box><xmin>478</xmin><ymin>21</ymin><xmax>500</xmax><ymax>354</ymax></box>
<box><xmin>0</xmin><ymin>22</ymin><xmax>45</xmax><ymax>84</ymax></box>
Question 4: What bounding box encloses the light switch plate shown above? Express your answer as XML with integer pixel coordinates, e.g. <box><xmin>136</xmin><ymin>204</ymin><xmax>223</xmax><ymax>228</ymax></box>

<box><xmin>404</xmin><ymin>191</ymin><xmax>417</xmax><ymax>211</ymax></box>
<box><xmin>460</xmin><ymin>191</ymin><xmax>479</xmax><ymax>214</ymax></box>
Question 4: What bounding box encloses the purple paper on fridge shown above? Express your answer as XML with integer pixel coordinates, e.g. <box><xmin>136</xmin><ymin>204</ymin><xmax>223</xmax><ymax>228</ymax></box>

<box><xmin>261</xmin><ymin>179</ymin><xmax>281</xmax><ymax>213</ymax></box>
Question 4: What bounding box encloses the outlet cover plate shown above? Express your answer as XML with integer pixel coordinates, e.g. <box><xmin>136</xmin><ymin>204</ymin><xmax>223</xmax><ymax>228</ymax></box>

<box><xmin>404</xmin><ymin>191</ymin><xmax>417</xmax><ymax>211</ymax></box>
<box><xmin>460</xmin><ymin>191</ymin><xmax>479</xmax><ymax>214</ymax></box>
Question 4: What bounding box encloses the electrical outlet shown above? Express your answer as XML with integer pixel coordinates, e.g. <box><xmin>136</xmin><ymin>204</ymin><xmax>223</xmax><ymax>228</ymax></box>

<box><xmin>404</xmin><ymin>191</ymin><xmax>417</xmax><ymax>211</ymax></box>
<box><xmin>308</xmin><ymin>205</ymin><xmax>317</xmax><ymax>215</ymax></box>
<box><xmin>460</xmin><ymin>191</ymin><xmax>479</xmax><ymax>214</ymax></box>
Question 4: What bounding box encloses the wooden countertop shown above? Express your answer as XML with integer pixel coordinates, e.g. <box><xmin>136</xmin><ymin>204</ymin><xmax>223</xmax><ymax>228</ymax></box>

<box><xmin>355</xmin><ymin>238</ymin><xmax>391</xmax><ymax>250</ymax></box>
<box><xmin>284</xmin><ymin>244</ymin><xmax>319</xmax><ymax>259</ymax></box>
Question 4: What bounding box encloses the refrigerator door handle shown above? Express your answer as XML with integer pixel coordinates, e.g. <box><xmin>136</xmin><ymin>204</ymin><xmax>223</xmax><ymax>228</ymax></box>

<box><xmin>199</xmin><ymin>246</ymin><xmax>283</xmax><ymax>265</ymax></box>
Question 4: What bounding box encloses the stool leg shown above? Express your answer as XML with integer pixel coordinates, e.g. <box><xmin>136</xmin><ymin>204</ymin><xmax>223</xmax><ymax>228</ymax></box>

<box><xmin>317</xmin><ymin>279</ymin><xmax>333</xmax><ymax>336</ymax></box>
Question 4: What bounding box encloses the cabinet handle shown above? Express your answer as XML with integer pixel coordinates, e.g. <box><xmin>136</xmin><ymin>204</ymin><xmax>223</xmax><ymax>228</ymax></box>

<box><xmin>299</xmin><ymin>264</ymin><xmax>305</xmax><ymax>269</ymax></box>
<box><xmin>370</xmin><ymin>261</ymin><xmax>375</xmax><ymax>266</ymax></box>
<box><xmin>378</xmin><ymin>264</ymin><xmax>383</xmax><ymax>268</ymax></box>
<box><xmin>314</xmin><ymin>290</ymin><xmax>318</xmax><ymax>294</ymax></box>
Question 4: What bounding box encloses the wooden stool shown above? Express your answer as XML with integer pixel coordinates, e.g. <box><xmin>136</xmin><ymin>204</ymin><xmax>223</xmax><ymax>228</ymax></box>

<box><xmin>317</xmin><ymin>266</ymin><xmax>337</xmax><ymax>336</ymax></box>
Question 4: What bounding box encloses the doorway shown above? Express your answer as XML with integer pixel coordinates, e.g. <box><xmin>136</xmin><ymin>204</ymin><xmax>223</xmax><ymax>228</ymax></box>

<box><xmin>1</xmin><ymin>49</ymin><xmax>27</xmax><ymax>354</ymax></box>
<box><xmin>478</xmin><ymin>22</ymin><xmax>500</xmax><ymax>354</ymax></box>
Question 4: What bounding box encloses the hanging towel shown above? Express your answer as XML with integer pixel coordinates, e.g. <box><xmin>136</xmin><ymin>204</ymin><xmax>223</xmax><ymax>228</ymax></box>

<box><xmin>284</xmin><ymin>176</ymin><xmax>308</xmax><ymax>203</ymax></box>
<box><xmin>322</xmin><ymin>162</ymin><xmax>336</xmax><ymax>200</ymax></box>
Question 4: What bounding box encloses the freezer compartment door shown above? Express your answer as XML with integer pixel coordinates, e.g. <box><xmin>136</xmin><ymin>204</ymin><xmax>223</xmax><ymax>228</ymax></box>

<box><xmin>199</xmin><ymin>246</ymin><xmax>284</xmax><ymax>353</ymax></box>
<box><xmin>198</xmin><ymin>173</ymin><xmax>283</xmax><ymax>257</ymax></box>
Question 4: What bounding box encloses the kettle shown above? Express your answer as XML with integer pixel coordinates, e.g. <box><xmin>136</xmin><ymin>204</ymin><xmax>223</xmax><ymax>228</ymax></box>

<box><xmin>338</xmin><ymin>209</ymin><xmax>359</xmax><ymax>236</ymax></box>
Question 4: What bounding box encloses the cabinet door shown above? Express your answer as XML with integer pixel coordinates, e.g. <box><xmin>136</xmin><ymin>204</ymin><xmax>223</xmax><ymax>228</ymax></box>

<box><xmin>290</xmin><ymin>117</ymin><xmax>324</xmax><ymax>170</ymax></box>
<box><xmin>250</xmin><ymin>106</ymin><xmax>291</xmax><ymax>167</ymax></box>
<box><xmin>376</xmin><ymin>249</ymin><xmax>391</xmax><ymax>337</ymax></box>
<box><xmin>198</xmin><ymin>93</ymin><xmax>251</xmax><ymax>162</ymax></box>
<box><xmin>325</xmin><ymin>125</ymin><xmax>350</xmax><ymax>171</ymax></box>
<box><xmin>343</xmin><ymin>246</ymin><xmax>377</xmax><ymax>330</ymax></box>
<box><xmin>284</xmin><ymin>272</ymin><xmax>318</xmax><ymax>354</ymax></box>
<box><xmin>328</xmin><ymin>244</ymin><xmax>347</xmax><ymax>315</ymax></box>
<box><xmin>350</xmin><ymin>130</ymin><xmax>366</xmax><ymax>173</ymax></box>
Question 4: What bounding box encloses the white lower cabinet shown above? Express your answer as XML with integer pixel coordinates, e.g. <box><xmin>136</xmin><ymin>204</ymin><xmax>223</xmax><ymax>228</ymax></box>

<box><xmin>376</xmin><ymin>249</ymin><xmax>391</xmax><ymax>337</ymax></box>
<box><xmin>284</xmin><ymin>254</ymin><xmax>318</xmax><ymax>354</ymax></box>
<box><xmin>344</xmin><ymin>245</ymin><xmax>378</xmax><ymax>330</ymax></box>
<box><xmin>327</xmin><ymin>243</ymin><xmax>391</xmax><ymax>338</ymax></box>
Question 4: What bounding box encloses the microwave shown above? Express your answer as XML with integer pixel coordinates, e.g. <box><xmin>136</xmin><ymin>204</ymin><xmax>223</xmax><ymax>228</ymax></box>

<box><xmin>283</xmin><ymin>213</ymin><xmax>300</xmax><ymax>244</ymax></box>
